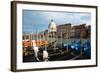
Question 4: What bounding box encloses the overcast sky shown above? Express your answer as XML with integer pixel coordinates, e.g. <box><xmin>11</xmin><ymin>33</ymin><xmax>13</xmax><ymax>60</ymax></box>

<box><xmin>23</xmin><ymin>10</ymin><xmax>91</xmax><ymax>34</ymax></box>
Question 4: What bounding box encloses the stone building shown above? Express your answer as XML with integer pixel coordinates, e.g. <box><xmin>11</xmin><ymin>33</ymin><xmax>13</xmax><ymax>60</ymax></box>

<box><xmin>86</xmin><ymin>25</ymin><xmax>91</xmax><ymax>38</ymax></box>
<box><xmin>71</xmin><ymin>24</ymin><xmax>86</xmax><ymax>38</ymax></box>
<box><xmin>57</xmin><ymin>23</ymin><xmax>71</xmax><ymax>39</ymax></box>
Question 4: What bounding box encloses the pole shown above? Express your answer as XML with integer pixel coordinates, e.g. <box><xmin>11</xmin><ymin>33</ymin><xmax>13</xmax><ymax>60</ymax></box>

<box><xmin>36</xmin><ymin>29</ymin><xmax>38</xmax><ymax>46</ymax></box>
<box><xmin>61</xmin><ymin>32</ymin><xmax>62</xmax><ymax>49</ymax></box>
<box><xmin>80</xmin><ymin>30</ymin><xmax>83</xmax><ymax>56</ymax></box>
<box><xmin>43</xmin><ymin>32</ymin><xmax>47</xmax><ymax>51</ymax></box>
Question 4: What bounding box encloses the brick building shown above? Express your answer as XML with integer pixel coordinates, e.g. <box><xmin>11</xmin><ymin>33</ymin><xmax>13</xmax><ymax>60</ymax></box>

<box><xmin>71</xmin><ymin>24</ymin><xmax>87</xmax><ymax>38</ymax></box>
<box><xmin>57</xmin><ymin>23</ymin><xmax>71</xmax><ymax>39</ymax></box>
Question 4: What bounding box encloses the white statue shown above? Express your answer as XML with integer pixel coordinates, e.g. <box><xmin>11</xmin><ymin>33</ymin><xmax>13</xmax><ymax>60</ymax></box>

<box><xmin>32</xmin><ymin>40</ymin><xmax>39</xmax><ymax>61</ymax></box>
<box><xmin>43</xmin><ymin>50</ymin><xmax>49</xmax><ymax>62</ymax></box>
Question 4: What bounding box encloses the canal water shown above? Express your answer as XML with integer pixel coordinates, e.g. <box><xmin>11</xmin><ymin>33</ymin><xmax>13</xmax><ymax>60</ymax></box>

<box><xmin>48</xmin><ymin>38</ymin><xmax>90</xmax><ymax>45</ymax></box>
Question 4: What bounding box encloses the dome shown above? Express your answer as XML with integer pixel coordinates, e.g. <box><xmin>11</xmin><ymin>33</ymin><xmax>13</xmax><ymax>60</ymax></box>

<box><xmin>48</xmin><ymin>19</ymin><xmax>57</xmax><ymax>32</ymax></box>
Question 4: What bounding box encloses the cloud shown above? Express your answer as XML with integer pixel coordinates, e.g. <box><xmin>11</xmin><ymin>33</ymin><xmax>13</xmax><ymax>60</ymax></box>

<box><xmin>23</xmin><ymin>10</ymin><xmax>91</xmax><ymax>34</ymax></box>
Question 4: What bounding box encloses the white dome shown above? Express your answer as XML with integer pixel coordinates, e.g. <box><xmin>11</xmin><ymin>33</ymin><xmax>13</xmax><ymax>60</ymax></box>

<box><xmin>48</xmin><ymin>19</ymin><xmax>57</xmax><ymax>32</ymax></box>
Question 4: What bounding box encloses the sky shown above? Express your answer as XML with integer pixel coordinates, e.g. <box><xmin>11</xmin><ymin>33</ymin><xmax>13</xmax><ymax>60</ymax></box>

<box><xmin>23</xmin><ymin>10</ymin><xmax>91</xmax><ymax>34</ymax></box>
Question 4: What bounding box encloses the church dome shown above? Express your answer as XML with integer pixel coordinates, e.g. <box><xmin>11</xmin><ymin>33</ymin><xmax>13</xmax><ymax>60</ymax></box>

<box><xmin>48</xmin><ymin>19</ymin><xmax>57</xmax><ymax>32</ymax></box>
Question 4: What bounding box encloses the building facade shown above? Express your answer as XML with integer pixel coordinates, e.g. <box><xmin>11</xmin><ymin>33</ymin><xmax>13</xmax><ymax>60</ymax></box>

<box><xmin>57</xmin><ymin>23</ymin><xmax>71</xmax><ymax>39</ymax></box>
<box><xmin>48</xmin><ymin>19</ymin><xmax>57</xmax><ymax>43</ymax></box>
<box><xmin>71</xmin><ymin>24</ymin><xmax>87</xmax><ymax>38</ymax></box>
